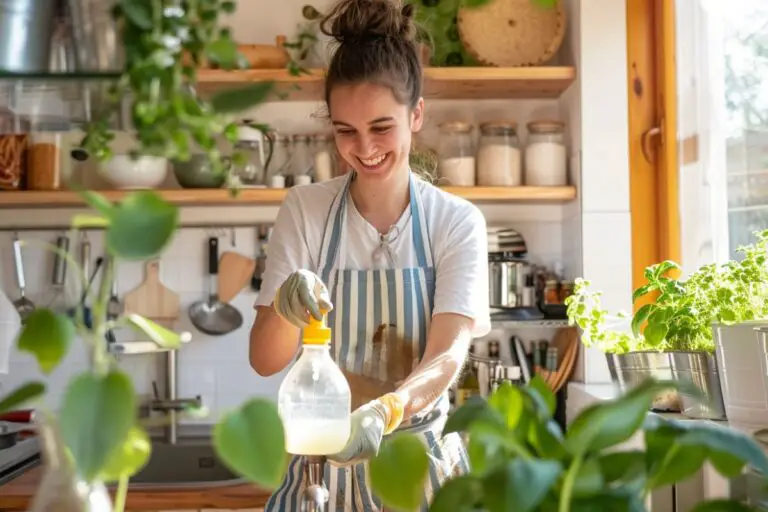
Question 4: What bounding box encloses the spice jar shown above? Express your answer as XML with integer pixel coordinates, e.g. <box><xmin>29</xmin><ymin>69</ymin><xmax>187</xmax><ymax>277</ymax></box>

<box><xmin>312</xmin><ymin>133</ymin><xmax>335</xmax><ymax>182</ymax></box>
<box><xmin>437</xmin><ymin>121</ymin><xmax>475</xmax><ymax>186</ymax></box>
<box><xmin>525</xmin><ymin>120</ymin><xmax>567</xmax><ymax>186</ymax></box>
<box><xmin>27</xmin><ymin>130</ymin><xmax>63</xmax><ymax>190</ymax></box>
<box><xmin>476</xmin><ymin>121</ymin><xmax>522</xmax><ymax>186</ymax></box>
<box><xmin>544</xmin><ymin>279</ymin><xmax>560</xmax><ymax>305</ymax></box>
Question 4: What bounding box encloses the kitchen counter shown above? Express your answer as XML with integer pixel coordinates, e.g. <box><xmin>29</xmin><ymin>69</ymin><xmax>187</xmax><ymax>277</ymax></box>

<box><xmin>0</xmin><ymin>464</ymin><xmax>271</xmax><ymax>511</ymax></box>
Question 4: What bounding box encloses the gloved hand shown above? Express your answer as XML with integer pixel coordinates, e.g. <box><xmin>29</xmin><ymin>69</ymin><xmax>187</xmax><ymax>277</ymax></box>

<box><xmin>328</xmin><ymin>394</ymin><xmax>404</xmax><ymax>466</ymax></box>
<box><xmin>273</xmin><ymin>269</ymin><xmax>333</xmax><ymax>328</ymax></box>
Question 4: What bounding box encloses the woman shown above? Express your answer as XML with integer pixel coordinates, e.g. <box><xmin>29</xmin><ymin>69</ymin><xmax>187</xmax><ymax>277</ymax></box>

<box><xmin>249</xmin><ymin>0</ymin><xmax>490</xmax><ymax>509</ymax></box>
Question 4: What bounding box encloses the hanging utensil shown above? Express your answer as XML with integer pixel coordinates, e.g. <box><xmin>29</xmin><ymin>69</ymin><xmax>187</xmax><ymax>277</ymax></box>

<box><xmin>123</xmin><ymin>259</ymin><xmax>180</xmax><ymax>328</ymax></box>
<box><xmin>189</xmin><ymin>237</ymin><xmax>243</xmax><ymax>336</ymax></box>
<box><xmin>105</xmin><ymin>256</ymin><xmax>121</xmax><ymax>345</ymax></box>
<box><xmin>45</xmin><ymin>233</ymin><xmax>70</xmax><ymax>312</ymax></box>
<box><xmin>250</xmin><ymin>225</ymin><xmax>271</xmax><ymax>291</ymax></box>
<box><xmin>11</xmin><ymin>234</ymin><xmax>35</xmax><ymax>323</ymax></box>
<box><xmin>218</xmin><ymin>251</ymin><xmax>256</xmax><ymax>303</ymax></box>
<box><xmin>67</xmin><ymin>255</ymin><xmax>103</xmax><ymax>329</ymax></box>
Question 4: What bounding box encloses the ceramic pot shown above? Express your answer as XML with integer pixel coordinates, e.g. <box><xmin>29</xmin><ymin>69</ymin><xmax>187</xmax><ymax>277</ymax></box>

<box><xmin>172</xmin><ymin>154</ymin><xmax>231</xmax><ymax>188</ymax></box>
<box><xmin>98</xmin><ymin>154</ymin><xmax>168</xmax><ymax>189</ymax></box>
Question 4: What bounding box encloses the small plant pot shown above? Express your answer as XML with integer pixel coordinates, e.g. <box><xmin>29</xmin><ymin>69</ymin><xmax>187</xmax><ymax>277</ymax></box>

<box><xmin>605</xmin><ymin>351</ymin><xmax>681</xmax><ymax>412</ymax></box>
<box><xmin>669</xmin><ymin>350</ymin><xmax>727</xmax><ymax>420</ymax></box>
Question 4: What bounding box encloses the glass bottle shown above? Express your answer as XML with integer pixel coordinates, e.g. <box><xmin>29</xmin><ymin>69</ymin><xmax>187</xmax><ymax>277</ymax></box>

<box><xmin>455</xmin><ymin>345</ymin><xmax>480</xmax><ymax>406</ymax></box>
<box><xmin>312</xmin><ymin>133</ymin><xmax>335</xmax><ymax>182</ymax></box>
<box><xmin>288</xmin><ymin>134</ymin><xmax>313</xmax><ymax>187</ymax></box>
<box><xmin>436</xmin><ymin>121</ymin><xmax>475</xmax><ymax>186</ymax></box>
<box><xmin>476</xmin><ymin>121</ymin><xmax>522</xmax><ymax>186</ymax></box>
<box><xmin>278</xmin><ymin>314</ymin><xmax>351</xmax><ymax>455</ymax></box>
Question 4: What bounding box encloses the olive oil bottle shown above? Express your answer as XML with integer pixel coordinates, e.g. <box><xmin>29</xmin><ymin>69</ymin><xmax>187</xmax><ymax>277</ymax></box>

<box><xmin>455</xmin><ymin>345</ymin><xmax>480</xmax><ymax>406</ymax></box>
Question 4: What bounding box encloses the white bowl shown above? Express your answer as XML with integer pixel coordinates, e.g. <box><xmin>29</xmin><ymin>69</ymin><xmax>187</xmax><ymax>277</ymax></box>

<box><xmin>99</xmin><ymin>154</ymin><xmax>168</xmax><ymax>189</ymax></box>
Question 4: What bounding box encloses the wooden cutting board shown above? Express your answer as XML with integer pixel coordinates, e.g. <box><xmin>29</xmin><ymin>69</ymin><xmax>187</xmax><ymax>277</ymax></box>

<box><xmin>123</xmin><ymin>259</ymin><xmax>180</xmax><ymax>325</ymax></box>
<box><xmin>218</xmin><ymin>251</ymin><xmax>256</xmax><ymax>303</ymax></box>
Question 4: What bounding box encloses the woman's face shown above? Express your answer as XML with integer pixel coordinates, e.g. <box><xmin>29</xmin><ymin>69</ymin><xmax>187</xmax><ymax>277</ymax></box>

<box><xmin>329</xmin><ymin>81</ymin><xmax>424</xmax><ymax>184</ymax></box>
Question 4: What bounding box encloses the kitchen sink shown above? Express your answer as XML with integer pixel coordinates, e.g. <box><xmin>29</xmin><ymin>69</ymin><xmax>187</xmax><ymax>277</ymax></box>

<box><xmin>119</xmin><ymin>437</ymin><xmax>247</xmax><ymax>488</ymax></box>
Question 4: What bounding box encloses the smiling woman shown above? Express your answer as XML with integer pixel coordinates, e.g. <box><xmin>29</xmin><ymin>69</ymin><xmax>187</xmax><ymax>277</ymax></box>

<box><xmin>247</xmin><ymin>0</ymin><xmax>491</xmax><ymax>510</ymax></box>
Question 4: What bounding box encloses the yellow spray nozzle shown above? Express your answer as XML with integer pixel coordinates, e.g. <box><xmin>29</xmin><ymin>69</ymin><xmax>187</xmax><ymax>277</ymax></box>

<box><xmin>303</xmin><ymin>309</ymin><xmax>331</xmax><ymax>345</ymax></box>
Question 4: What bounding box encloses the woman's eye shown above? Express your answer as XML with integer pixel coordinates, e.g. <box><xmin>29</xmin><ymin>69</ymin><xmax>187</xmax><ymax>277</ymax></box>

<box><xmin>373</xmin><ymin>126</ymin><xmax>392</xmax><ymax>134</ymax></box>
<box><xmin>336</xmin><ymin>130</ymin><xmax>355</xmax><ymax>136</ymax></box>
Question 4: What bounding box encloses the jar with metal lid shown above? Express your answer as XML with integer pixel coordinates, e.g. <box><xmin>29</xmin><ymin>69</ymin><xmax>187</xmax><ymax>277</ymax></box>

<box><xmin>289</xmin><ymin>134</ymin><xmax>313</xmax><ymax>186</ymax></box>
<box><xmin>476</xmin><ymin>121</ymin><xmax>522</xmax><ymax>186</ymax></box>
<box><xmin>312</xmin><ymin>133</ymin><xmax>335</xmax><ymax>182</ymax></box>
<box><xmin>525</xmin><ymin>120</ymin><xmax>567</xmax><ymax>186</ymax></box>
<box><xmin>436</xmin><ymin>121</ymin><xmax>475</xmax><ymax>186</ymax></box>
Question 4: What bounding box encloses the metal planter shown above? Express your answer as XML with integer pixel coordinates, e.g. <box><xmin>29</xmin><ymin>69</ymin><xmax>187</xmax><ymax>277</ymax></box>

<box><xmin>669</xmin><ymin>351</ymin><xmax>727</xmax><ymax>420</ymax></box>
<box><xmin>605</xmin><ymin>351</ymin><xmax>681</xmax><ymax>412</ymax></box>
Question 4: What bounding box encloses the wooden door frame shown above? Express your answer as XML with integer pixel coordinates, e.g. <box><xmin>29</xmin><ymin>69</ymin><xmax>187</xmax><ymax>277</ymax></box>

<box><xmin>626</xmin><ymin>0</ymin><xmax>681</xmax><ymax>307</ymax></box>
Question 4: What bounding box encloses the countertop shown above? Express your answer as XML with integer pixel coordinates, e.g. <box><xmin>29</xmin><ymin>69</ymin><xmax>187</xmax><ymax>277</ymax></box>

<box><xmin>0</xmin><ymin>463</ymin><xmax>271</xmax><ymax>511</ymax></box>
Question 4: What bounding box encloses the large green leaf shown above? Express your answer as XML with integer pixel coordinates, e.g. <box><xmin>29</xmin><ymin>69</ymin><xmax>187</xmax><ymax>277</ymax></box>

<box><xmin>125</xmin><ymin>314</ymin><xmax>189</xmax><ymax>349</ymax></box>
<box><xmin>210</xmin><ymin>83</ymin><xmax>275</xmax><ymax>114</ymax></box>
<box><xmin>443</xmin><ymin>395</ymin><xmax>504</xmax><ymax>436</ymax></box>
<box><xmin>565</xmin><ymin>379</ymin><xmax>678</xmax><ymax>455</ymax></box>
<box><xmin>524</xmin><ymin>376</ymin><xmax>556</xmax><ymax>419</ymax></box>
<box><xmin>487</xmin><ymin>383</ymin><xmax>524</xmax><ymax>429</ymax></box>
<box><xmin>107</xmin><ymin>191</ymin><xmax>178</xmax><ymax>260</ymax></box>
<box><xmin>0</xmin><ymin>382</ymin><xmax>45</xmax><ymax>413</ymax></box>
<box><xmin>370</xmin><ymin>433</ymin><xmax>429</xmax><ymax>512</ymax></box>
<box><xmin>482</xmin><ymin>459</ymin><xmax>562</xmax><ymax>512</ymax></box>
<box><xmin>60</xmin><ymin>370</ymin><xmax>136</xmax><ymax>482</ymax></box>
<box><xmin>571</xmin><ymin>458</ymin><xmax>604</xmax><ymax>498</ymax></box>
<box><xmin>708</xmin><ymin>450</ymin><xmax>747</xmax><ymax>478</ymax></box>
<box><xmin>212</xmin><ymin>399</ymin><xmax>287</xmax><ymax>490</ymax></box>
<box><xmin>429</xmin><ymin>475</ymin><xmax>482</xmax><ymax>512</ymax></box>
<box><xmin>99</xmin><ymin>426</ymin><xmax>151</xmax><ymax>483</ymax></box>
<box><xmin>527</xmin><ymin>420</ymin><xmax>567</xmax><ymax>459</ymax></box>
<box><xmin>17</xmin><ymin>309</ymin><xmax>74</xmax><ymax>374</ymax></box>
<box><xmin>690</xmin><ymin>500</ymin><xmax>755</xmax><ymax>512</ymax></box>
<box><xmin>597</xmin><ymin>451</ymin><xmax>646</xmax><ymax>485</ymax></box>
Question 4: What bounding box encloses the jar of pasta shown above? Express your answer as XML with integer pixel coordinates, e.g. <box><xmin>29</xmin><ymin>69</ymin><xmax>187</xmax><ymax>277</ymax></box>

<box><xmin>476</xmin><ymin>121</ymin><xmax>521</xmax><ymax>186</ymax></box>
<box><xmin>436</xmin><ymin>121</ymin><xmax>475</xmax><ymax>186</ymax></box>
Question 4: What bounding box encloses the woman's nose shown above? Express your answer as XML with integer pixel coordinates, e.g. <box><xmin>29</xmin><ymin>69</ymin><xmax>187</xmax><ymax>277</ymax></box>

<box><xmin>354</xmin><ymin>135</ymin><xmax>376</xmax><ymax>156</ymax></box>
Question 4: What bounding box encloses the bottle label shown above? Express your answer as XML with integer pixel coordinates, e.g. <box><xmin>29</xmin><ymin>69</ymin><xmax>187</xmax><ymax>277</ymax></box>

<box><xmin>455</xmin><ymin>389</ymin><xmax>478</xmax><ymax>406</ymax></box>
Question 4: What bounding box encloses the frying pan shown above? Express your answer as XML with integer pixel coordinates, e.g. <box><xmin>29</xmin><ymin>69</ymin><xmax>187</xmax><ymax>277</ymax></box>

<box><xmin>188</xmin><ymin>237</ymin><xmax>243</xmax><ymax>336</ymax></box>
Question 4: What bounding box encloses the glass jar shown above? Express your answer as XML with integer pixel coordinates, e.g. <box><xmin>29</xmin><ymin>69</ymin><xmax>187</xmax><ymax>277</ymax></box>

<box><xmin>278</xmin><ymin>316</ymin><xmax>351</xmax><ymax>456</ymax></box>
<box><xmin>267</xmin><ymin>132</ymin><xmax>292</xmax><ymax>188</ymax></box>
<box><xmin>312</xmin><ymin>133</ymin><xmax>335</xmax><ymax>182</ymax></box>
<box><xmin>288</xmin><ymin>134</ymin><xmax>313</xmax><ymax>187</ymax></box>
<box><xmin>476</xmin><ymin>121</ymin><xmax>522</xmax><ymax>186</ymax></box>
<box><xmin>436</xmin><ymin>121</ymin><xmax>475</xmax><ymax>186</ymax></box>
<box><xmin>525</xmin><ymin>120</ymin><xmax>567</xmax><ymax>186</ymax></box>
<box><xmin>27</xmin><ymin>131</ymin><xmax>63</xmax><ymax>190</ymax></box>
<box><xmin>232</xmin><ymin>125</ymin><xmax>273</xmax><ymax>188</ymax></box>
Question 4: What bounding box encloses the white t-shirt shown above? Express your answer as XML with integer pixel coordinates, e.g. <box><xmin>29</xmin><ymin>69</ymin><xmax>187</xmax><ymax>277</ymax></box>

<box><xmin>254</xmin><ymin>175</ymin><xmax>491</xmax><ymax>338</ymax></box>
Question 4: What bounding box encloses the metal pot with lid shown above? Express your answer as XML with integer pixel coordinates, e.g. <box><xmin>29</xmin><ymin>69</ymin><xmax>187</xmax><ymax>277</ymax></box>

<box><xmin>488</xmin><ymin>251</ymin><xmax>532</xmax><ymax>309</ymax></box>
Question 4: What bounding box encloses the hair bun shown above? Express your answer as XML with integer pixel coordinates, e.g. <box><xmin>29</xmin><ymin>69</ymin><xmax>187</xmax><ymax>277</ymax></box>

<box><xmin>320</xmin><ymin>0</ymin><xmax>417</xmax><ymax>44</ymax></box>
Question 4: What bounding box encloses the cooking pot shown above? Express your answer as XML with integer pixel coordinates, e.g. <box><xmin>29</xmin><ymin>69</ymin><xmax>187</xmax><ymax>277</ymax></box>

<box><xmin>488</xmin><ymin>251</ymin><xmax>531</xmax><ymax>309</ymax></box>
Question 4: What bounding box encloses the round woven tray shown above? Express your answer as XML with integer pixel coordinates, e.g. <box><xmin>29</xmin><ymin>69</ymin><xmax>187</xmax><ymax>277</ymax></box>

<box><xmin>457</xmin><ymin>0</ymin><xmax>566</xmax><ymax>67</ymax></box>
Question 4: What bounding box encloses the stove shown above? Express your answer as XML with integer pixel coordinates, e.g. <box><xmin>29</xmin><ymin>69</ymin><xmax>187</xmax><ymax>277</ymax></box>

<box><xmin>0</xmin><ymin>435</ymin><xmax>41</xmax><ymax>486</ymax></box>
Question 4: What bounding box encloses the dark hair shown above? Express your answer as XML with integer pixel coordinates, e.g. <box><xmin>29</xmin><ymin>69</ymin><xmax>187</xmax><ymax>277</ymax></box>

<box><xmin>320</xmin><ymin>0</ymin><xmax>423</xmax><ymax>110</ymax></box>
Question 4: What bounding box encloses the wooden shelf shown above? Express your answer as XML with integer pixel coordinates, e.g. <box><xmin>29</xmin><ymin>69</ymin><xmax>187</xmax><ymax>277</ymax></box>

<box><xmin>0</xmin><ymin>186</ymin><xmax>576</xmax><ymax>208</ymax></box>
<box><xmin>195</xmin><ymin>66</ymin><xmax>577</xmax><ymax>101</ymax></box>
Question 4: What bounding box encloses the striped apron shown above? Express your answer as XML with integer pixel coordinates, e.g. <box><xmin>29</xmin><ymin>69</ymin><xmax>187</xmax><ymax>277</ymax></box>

<box><xmin>265</xmin><ymin>172</ymin><xmax>470</xmax><ymax>511</ymax></box>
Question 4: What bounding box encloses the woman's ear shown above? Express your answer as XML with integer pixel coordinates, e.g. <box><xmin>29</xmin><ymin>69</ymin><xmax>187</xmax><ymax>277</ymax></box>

<box><xmin>410</xmin><ymin>97</ymin><xmax>425</xmax><ymax>132</ymax></box>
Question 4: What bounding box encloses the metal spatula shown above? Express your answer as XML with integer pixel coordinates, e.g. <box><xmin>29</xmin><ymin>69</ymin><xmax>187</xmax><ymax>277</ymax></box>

<box><xmin>11</xmin><ymin>234</ymin><xmax>34</xmax><ymax>323</ymax></box>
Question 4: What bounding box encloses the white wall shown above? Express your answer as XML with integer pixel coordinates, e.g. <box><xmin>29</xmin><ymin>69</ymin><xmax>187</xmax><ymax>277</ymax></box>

<box><xmin>0</xmin><ymin>0</ymin><xmax>633</xmax><ymax>421</ymax></box>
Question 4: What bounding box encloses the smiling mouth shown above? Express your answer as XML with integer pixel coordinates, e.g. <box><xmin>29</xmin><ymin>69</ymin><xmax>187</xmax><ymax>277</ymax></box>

<box><xmin>357</xmin><ymin>153</ymin><xmax>390</xmax><ymax>170</ymax></box>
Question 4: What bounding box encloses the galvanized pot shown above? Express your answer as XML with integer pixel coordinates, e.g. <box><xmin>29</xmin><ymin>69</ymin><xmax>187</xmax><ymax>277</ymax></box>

<box><xmin>0</xmin><ymin>0</ymin><xmax>58</xmax><ymax>72</ymax></box>
<box><xmin>605</xmin><ymin>351</ymin><xmax>681</xmax><ymax>412</ymax></box>
<box><xmin>669</xmin><ymin>350</ymin><xmax>727</xmax><ymax>420</ymax></box>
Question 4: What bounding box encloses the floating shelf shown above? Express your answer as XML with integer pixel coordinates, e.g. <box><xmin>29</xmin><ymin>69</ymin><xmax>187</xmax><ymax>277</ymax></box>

<box><xmin>0</xmin><ymin>186</ymin><xmax>576</xmax><ymax>208</ymax></box>
<box><xmin>195</xmin><ymin>66</ymin><xmax>577</xmax><ymax>101</ymax></box>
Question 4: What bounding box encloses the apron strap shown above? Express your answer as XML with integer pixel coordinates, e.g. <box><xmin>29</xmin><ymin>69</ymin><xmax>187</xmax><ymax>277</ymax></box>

<box><xmin>317</xmin><ymin>173</ymin><xmax>354</xmax><ymax>283</ymax></box>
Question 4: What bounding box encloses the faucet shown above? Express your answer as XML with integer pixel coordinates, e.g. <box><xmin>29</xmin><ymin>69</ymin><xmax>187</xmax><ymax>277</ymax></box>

<box><xmin>109</xmin><ymin>338</ymin><xmax>200</xmax><ymax>444</ymax></box>
<box><xmin>302</xmin><ymin>456</ymin><xmax>329</xmax><ymax>512</ymax></box>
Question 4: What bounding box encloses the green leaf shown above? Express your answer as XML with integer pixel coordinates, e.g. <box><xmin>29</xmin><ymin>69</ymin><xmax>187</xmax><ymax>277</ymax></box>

<box><xmin>0</xmin><ymin>382</ymin><xmax>45</xmax><ymax>414</ymax></box>
<box><xmin>572</xmin><ymin>458</ymin><xmax>604</xmax><ymax>498</ymax></box>
<box><xmin>460</xmin><ymin>0</ymin><xmax>494</xmax><ymax>7</ymax></box>
<box><xmin>487</xmin><ymin>383</ymin><xmax>524</xmax><ymax>429</ymax></box>
<box><xmin>60</xmin><ymin>370</ymin><xmax>136</xmax><ymax>482</ymax></box>
<box><xmin>124</xmin><ymin>314</ymin><xmax>189</xmax><ymax>349</ymax></box>
<box><xmin>79</xmin><ymin>190</ymin><xmax>114</xmax><ymax>217</ymax></box>
<box><xmin>644</xmin><ymin>321</ymin><xmax>669</xmax><ymax>346</ymax></box>
<box><xmin>482</xmin><ymin>459</ymin><xmax>562</xmax><ymax>512</ymax></box>
<box><xmin>443</xmin><ymin>395</ymin><xmax>504</xmax><ymax>436</ymax></box>
<box><xmin>429</xmin><ymin>475</ymin><xmax>482</xmax><ymax>512</ymax></box>
<box><xmin>632</xmin><ymin>284</ymin><xmax>654</xmax><ymax>303</ymax></box>
<box><xmin>370</xmin><ymin>433</ymin><xmax>429</xmax><ymax>512</ymax></box>
<box><xmin>107</xmin><ymin>191</ymin><xmax>178</xmax><ymax>260</ymax></box>
<box><xmin>653</xmin><ymin>260</ymin><xmax>682</xmax><ymax>278</ymax></box>
<box><xmin>118</xmin><ymin>0</ymin><xmax>153</xmax><ymax>29</ymax></box>
<box><xmin>213</xmin><ymin>399</ymin><xmax>287</xmax><ymax>490</ymax></box>
<box><xmin>99</xmin><ymin>426</ymin><xmax>151</xmax><ymax>483</ymax></box>
<box><xmin>565</xmin><ymin>378</ymin><xmax>678</xmax><ymax>456</ymax></box>
<box><xmin>597</xmin><ymin>451</ymin><xmax>646</xmax><ymax>484</ymax></box>
<box><xmin>525</xmin><ymin>375</ymin><xmax>556</xmax><ymax>418</ymax></box>
<box><xmin>708</xmin><ymin>450</ymin><xmax>746</xmax><ymax>478</ymax></box>
<box><xmin>466</xmin><ymin>430</ymin><xmax>506</xmax><ymax>476</ymax></box>
<box><xmin>691</xmin><ymin>500</ymin><xmax>755</xmax><ymax>512</ymax></box>
<box><xmin>17</xmin><ymin>309</ymin><xmax>74</xmax><ymax>374</ymax></box>
<box><xmin>210</xmin><ymin>82</ymin><xmax>275</xmax><ymax>114</ymax></box>
<box><xmin>676</xmin><ymin>421</ymin><xmax>768</xmax><ymax>475</ymax></box>
<box><xmin>632</xmin><ymin>304</ymin><xmax>653</xmax><ymax>336</ymax></box>
<box><xmin>207</xmin><ymin>38</ymin><xmax>239</xmax><ymax>67</ymax></box>
<box><xmin>647</xmin><ymin>443</ymin><xmax>708</xmax><ymax>489</ymax></box>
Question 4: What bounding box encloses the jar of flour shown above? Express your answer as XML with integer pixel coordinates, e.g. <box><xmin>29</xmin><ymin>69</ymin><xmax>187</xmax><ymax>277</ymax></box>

<box><xmin>437</xmin><ymin>121</ymin><xmax>476</xmax><ymax>186</ymax></box>
<box><xmin>477</xmin><ymin>121</ymin><xmax>522</xmax><ymax>186</ymax></box>
<box><xmin>525</xmin><ymin>120</ymin><xmax>567</xmax><ymax>186</ymax></box>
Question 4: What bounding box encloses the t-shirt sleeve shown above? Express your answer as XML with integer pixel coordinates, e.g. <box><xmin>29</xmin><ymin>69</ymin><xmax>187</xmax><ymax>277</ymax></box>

<box><xmin>253</xmin><ymin>190</ymin><xmax>311</xmax><ymax>309</ymax></box>
<box><xmin>432</xmin><ymin>204</ymin><xmax>491</xmax><ymax>338</ymax></box>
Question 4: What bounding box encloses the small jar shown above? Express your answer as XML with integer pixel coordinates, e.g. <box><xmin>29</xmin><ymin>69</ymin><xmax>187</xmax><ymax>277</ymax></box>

<box><xmin>288</xmin><ymin>134</ymin><xmax>313</xmax><ymax>187</ymax></box>
<box><xmin>436</xmin><ymin>121</ymin><xmax>475</xmax><ymax>186</ymax></box>
<box><xmin>267</xmin><ymin>132</ymin><xmax>292</xmax><ymax>188</ymax></box>
<box><xmin>312</xmin><ymin>133</ymin><xmax>335</xmax><ymax>182</ymax></box>
<box><xmin>525</xmin><ymin>120</ymin><xmax>567</xmax><ymax>186</ymax></box>
<box><xmin>476</xmin><ymin>121</ymin><xmax>522</xmax><ymax>186</ymax></box>
<box><xmin>27</xmin><ymin>131</ymin><xmax>63</xmax><ymax>190</ymax></box>
<box><xmin>544</xmin><ymin>279</ymin><xmax>560</xmax><ymax>305</ymax></box>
